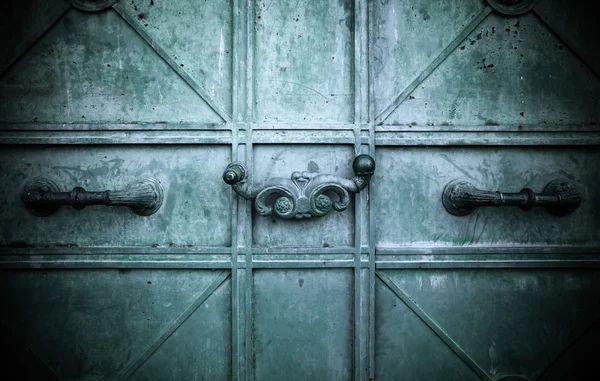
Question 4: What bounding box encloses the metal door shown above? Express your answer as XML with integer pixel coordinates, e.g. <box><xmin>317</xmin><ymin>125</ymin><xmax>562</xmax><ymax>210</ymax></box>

<box><xmin>1</xmin><ymin>0</ymin><xmax>599</xmax><ymax>380</ymax></box>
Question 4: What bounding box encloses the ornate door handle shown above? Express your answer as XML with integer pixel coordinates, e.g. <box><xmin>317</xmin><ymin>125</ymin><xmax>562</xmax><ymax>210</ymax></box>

<box><xmin>442</xmin><ymin>179</ymin><xmax>581</xmax><ymax>216</ymax></box>
<box><xmin>223</xmin><ymin>155</ymin><xmax>375</xmax><ymax>219</ymax></box>
<box><xmin>21</xmin><ymin>178</ymin><xmax>164</xmax><ymax>217</ymax></box>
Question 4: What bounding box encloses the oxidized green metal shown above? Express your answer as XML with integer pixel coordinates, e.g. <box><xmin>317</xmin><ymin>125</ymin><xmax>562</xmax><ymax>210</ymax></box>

<box><xmin>20</xmin><ymin>177</ymin><xmax>164</xmax><ymax>216</ymax></box>
<box><xmin>0</xmin><ymin>0</ymin><xmax>599</xmax><ymax>380</ymax></box>
<box><xmin>442</xmin><ymin>179</ymin><xmax>582</xmax><ymax>216</ymax></box>
<box><xmin>224</xmin><ymin>155</ymin><xmax>375</xmax><ymax>219</ymax></box>
<box><xmin>486</xmin><ymin>0</ymin><xmax>539</xmax><ymax>15</ymax></box>
<box><xmin>68</xmin><ymin>0</ymin><xmax>117</xmax><ymax>12</ymax></box>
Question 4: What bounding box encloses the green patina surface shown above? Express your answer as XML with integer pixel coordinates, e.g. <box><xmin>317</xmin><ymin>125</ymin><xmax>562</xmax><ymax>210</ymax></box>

<box><xmin>0</xmin><ymin>0</ymin><xmax>599</xmax><ymax>380</ymax></box>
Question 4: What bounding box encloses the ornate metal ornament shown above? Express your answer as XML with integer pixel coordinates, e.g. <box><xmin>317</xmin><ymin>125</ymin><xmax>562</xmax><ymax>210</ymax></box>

<box><xmin>223</xmin><ymin>155</ymin><xmax>375</xmax><ymax>219</ymax></box>
<box><xmin>442</xmin><ymin>179</ymin><xmax>581</xmax><ymax>216</ymax></box>
<box><xmin>486</xmin><ymin>0</ymin><xmax>539</xmax><ymax>15</ymax></box>
<box><xmin>69</xmin><ymin>0</ymin><xmax>118</xmax><ymax>12</ymax></box>
<box><xmin>21</xmin><ymin>177</ymin><xmax>164</xmax><ymax>216</ymax></box>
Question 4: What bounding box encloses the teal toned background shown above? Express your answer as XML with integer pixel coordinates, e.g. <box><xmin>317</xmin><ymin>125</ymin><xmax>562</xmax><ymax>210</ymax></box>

<box><xmin>1</xmin><ymin>0</ymin><xmax>599</xmax><ymax>380</ymax></box>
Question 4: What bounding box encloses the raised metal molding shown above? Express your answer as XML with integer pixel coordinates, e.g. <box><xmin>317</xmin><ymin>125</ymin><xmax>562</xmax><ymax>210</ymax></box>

<box><xmin>442</xmin><ymin>179</ymin><xmax>581</xmax><ymax>216</ymax></box>
<box><xmin>69</xmin><ymin>0</ymin><xmax>117</xmax><ymax>12</ymax></box>
<box><xmin>21</xmin><ymin>177</ymin><xmax>164</xmax><ymax>216</ymax></box>
<box><xmin>223</xmin><ymin>155</ymin><xmax>375</xmax><ymax>219</ymax></box>
<box><xmin>374</xmin><ymin>131</ymin><xmax>600</xmax><ymax>146</ymax></box>
<box><xmin>486</xmin><ymin>0</ymin><xmax>539</xmax><ymax>15</ymax></box>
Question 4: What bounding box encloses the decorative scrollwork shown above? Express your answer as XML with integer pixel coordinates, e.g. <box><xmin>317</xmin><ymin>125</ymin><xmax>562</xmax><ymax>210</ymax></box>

<box><xmin>223</xmin><ymin>155</ymin><xmax>375</xmax><ymax>219</ymax></box>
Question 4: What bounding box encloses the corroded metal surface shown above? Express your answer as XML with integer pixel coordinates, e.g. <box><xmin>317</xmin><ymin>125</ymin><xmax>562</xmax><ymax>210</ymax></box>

<box><xmin>69</xmin><ymin>0</ymin><xmax>116</xmax><ymax>12</ymax></box>
<box><xmin>486</xmin><ymin>0</ymin><xmax>539</xmax><ymax>15</ymax></box>
<box><xmin>224</xmin><ymin>154</ymin><xmax>374</xmax><ymax>219</ymax></box>
<box><xmin>442</xmin><ymin>179</ymin><xmax>581</xmax><ymax>216</ymax></box>
<box><xmin>21</xmin><ymin>177</ymin><xmax>164</xmax><ymax>216</ymax></box>
<box><xmin>0</xmin><ymin>0</ymin><xmax>599</xmax><ymax>380</ymax></box>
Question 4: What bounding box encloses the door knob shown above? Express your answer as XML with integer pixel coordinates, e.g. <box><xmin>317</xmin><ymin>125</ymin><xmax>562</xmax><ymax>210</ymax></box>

<box><xmin>442</xmin><ymin>179</ymin><xmax>581</xmax><ymax>216</ymax></box>
<box><xmin>21</xmin><ymin>178</ymin><xmax>164</xmax><ymax>216</ymax></box>
<box><xmin>223</xmin><ymin>155</ymin><xmax>375</xmax><ymax>219</ymax></box>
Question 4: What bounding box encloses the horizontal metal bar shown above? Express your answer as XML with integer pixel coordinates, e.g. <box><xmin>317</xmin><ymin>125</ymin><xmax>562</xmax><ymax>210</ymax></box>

<box><xmin>251</xmin><ymin>130</ymin><xmax>355</xmax><ymax>144</ymax></box>
<box><xmin>0</xmin><ymin>258</ymin><xmax>232</xmax><ymax>269</ymax></box>
<box><xmin>3</xmin><ymin>127</ymin><xmax>598</xmax><ymax>147</ymax></box>
<box><xmin>0</xmin><ymin>131</ymin><xmax>232</xmax><ymax>145</ymax></box>
<box><xmin>0</xmin><ymin>123</ymin><xmax>228</xmax><ymax>131</ymax></box>
<box><xmin>3</xmin><ymin>254</ymin><xmax>598</xmax><ymax>269</ymax></box>
<box><xmin>252</xmin><ymin>254</ymin><xmax>355</xmax><ymax>262</ymax></box>
<box><xmin>376</xmin><ymin>245</ymin><xmax>600</xmax><ymax>255</ymax></box>
<box><xmin>376</xmin><ymin>124</ymin><xmax>600</xmax><ymax>132</ymax></box>
<box><xmin>376</xmin><ymin>260</ymin><xmax>600</xmax><ymax>269</ymax></box>
<box><xmin>251</xmin><ymin>123</ymin><xmax>357</xmax><ymax>130</ymax></box>
<box><xmin>2</xmin><ymin>123</ymin><xmax>597</xmax><ymax>133</ymax></box>
<box><xmin>0</xmin><ymin>246</ymin><xmax>232</xmax><ymax>255</ymax></box>
<box><xmin>375</xmin><ymin>131</ymin><xmax>600</xmax><ymax>146</ymax></box>
<box><xmin>252</xmin><ymin>260</ymin><xmax>357</xmax><ymax>269</ymax></box>
<box><xmin>251</xmin><ymin>247</ymin><xmax>357</xmax><ymax>255</ymax></box>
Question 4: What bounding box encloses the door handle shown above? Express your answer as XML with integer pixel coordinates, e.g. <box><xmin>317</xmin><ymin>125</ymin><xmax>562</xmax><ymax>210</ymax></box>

<box><xmin>223</xmin><ymin>155</ymin><xmax>375</xmax><ymax>219</ymax></box>
<box><xmin>21</xmin><ymin>177</ymin><xmax>164</xmax><ymax>216</ymax></box>
<box><xmin>442</xmin><ymin>179</ymin><xmax>581</xmax><ymax>216</ymax></box>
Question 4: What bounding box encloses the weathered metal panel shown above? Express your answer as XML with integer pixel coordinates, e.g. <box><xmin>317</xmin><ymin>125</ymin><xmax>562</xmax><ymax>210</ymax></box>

<box><xmin>375</xmin><ymin>276</ymin><xmax>482</xmax><ymax>381</ymax></box>
<box><xmin>0</xmin><ymin>269</ymin><xmax>228</xmax><ymax>380</ymax></box>
<box><xmin>377</xmin><ymin>269</ymin><xmax>600</xmax><ymax>380</ymax></box>
<box><xmin>0</xmin><ymin>8</ymin><xmax>222</xmax><ymax>125</ymax></box>
<box><xmin>373</xmin><ymin>0</ymin><xmax>486</xmax><ymax>117</ymax></box>
<box><xmin>0</xmin><ymin>0</ymin><xmax>599</xmax><ymax>379</ymax></box>
<box><xmin>374</xmin><ymin>146</ymin><xmax>600</xmax><ymax>247</ymax></box>
<box><xmin>383</xmin><ymin>11</ymin><xmax>600</xmax><ymax>127</ymax></box>
<box><xmin>252</xmin><ymin>269</ymin><xmax>354</xmax><ymax>381</ymax></box>
<box><xmin>116</xmin><ymin>0</ymin><xmax>233</xmax><ymax>117</ymax></box>
<box><xmin>0</xmin><ymin>0</ymin><xmax>71</xmax><ymax>74</ymax></box>
<box><xmin>0</xmin><ymin>145</ymin><xmax>232</xmax><ymax>247</ymax></box>
<box><xmin>254</xmin><ymin>0</ymin><xmax>354</xmax><ymax>122</ymax></box>
<box><xmin>534</xmin><ymin>0</ymin><xmax>600</xmax><ymax>76</ymax></box>
<box><xmin>129</xmin><ymin>277</ymin><xmax>232</xmax><ymax>381</ymax></box>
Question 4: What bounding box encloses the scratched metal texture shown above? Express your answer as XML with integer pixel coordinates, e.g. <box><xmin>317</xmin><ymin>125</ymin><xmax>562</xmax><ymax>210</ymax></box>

<box><xmin>0</xmin><ymin>0</ymin><xmax>599</xmax><ymax>380</ymax></box>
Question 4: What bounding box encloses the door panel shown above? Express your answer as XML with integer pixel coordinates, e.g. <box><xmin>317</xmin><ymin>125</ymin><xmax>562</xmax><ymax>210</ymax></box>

<box><xmin>0</xmin><ymin>269</ymin><xmax>230</xmax><ymax>380</ymax></box>
<box><xmin>375</xmin><ymin>146</ymin><xmax>600</xmax><ymax>247</ymax></box>
<box><xmin>129</xmin><ymin>276</ymin><xmax>232</xmax><ymax>381</ymax></box>
<box><xmin>377</xmin><ymin>269</ymin><xmax>600</xmax><ymax>380</ymax></box>
<box><xmin>373</xmin><ymin>0</ymin><xmax>487</xmax><ymax>117</ymax></box>
<box><xmin>375</xmin><ymin>277</ymin><xmax>483</xmax><ymax>381</ymax></box>
<box><xmin>382</xmin><ymin>11</ymin><xmax>599</xmax><ymax>127</ymax></box>
<box><xmin>254</xmin><ymin>0</ymin><xmax>354</xmax><ymax>123</ymax></box>
<box><xmin>0</xmin><ymin>8</ymin><xmax>222</xmax><ymax>125</ymax></box>
<box><xmin>1</xmin><ymin>0</ymin><xmax>599</xmax><ymax>380</ymax></box>
<box><xmin>253</xmin><ymin>269</ymin><xmax>354</xmax><ymax>381</ymax></box>
<box><xmin>0</xmin><ymin>145</ymin><xmax>232</xmax><ymax>247</ymax></box>
<box><xmin>115</xmin><ymin>0</ymin><xmax>233</xmax><ymax>117</ymax></box>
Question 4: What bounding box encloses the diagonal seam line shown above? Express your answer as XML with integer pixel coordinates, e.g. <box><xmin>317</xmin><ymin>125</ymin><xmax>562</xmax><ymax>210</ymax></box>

<box><xmin>0</xmin><ymin>321</ymin><xmax>65</xmax><ymax>381</ymax></box>
<box><xmin>375</xmin><ymin>5</ymin><xmax>493</xmax><ymax>125</ymax></box>
<box><xmin>0</xmin><ymin>4</ymin><xmax>72</xmax><ymax>77</ymax></box>
<box><xmin>532</xmin><ymin>8</ymin><xmax>600</xmax><ymax>80</ymax></box>
<box><xmin>111</xmin><ymin>3</ymin><xmax>232</xmax><ymax>123</ymax></box>
<box><xmin>536</xmin><ymin>315</ymin><xmax>600</xmax><ymax>381</ymax></box>
<box><xmin>376</xmin><ymin>271</ymin><xmax>492</xmax><ymax>381</ymax></box>
<box><xmin>113</xmin><ymin>270</ymin><xmax>231</xmax><ymax>381</ymax></box>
